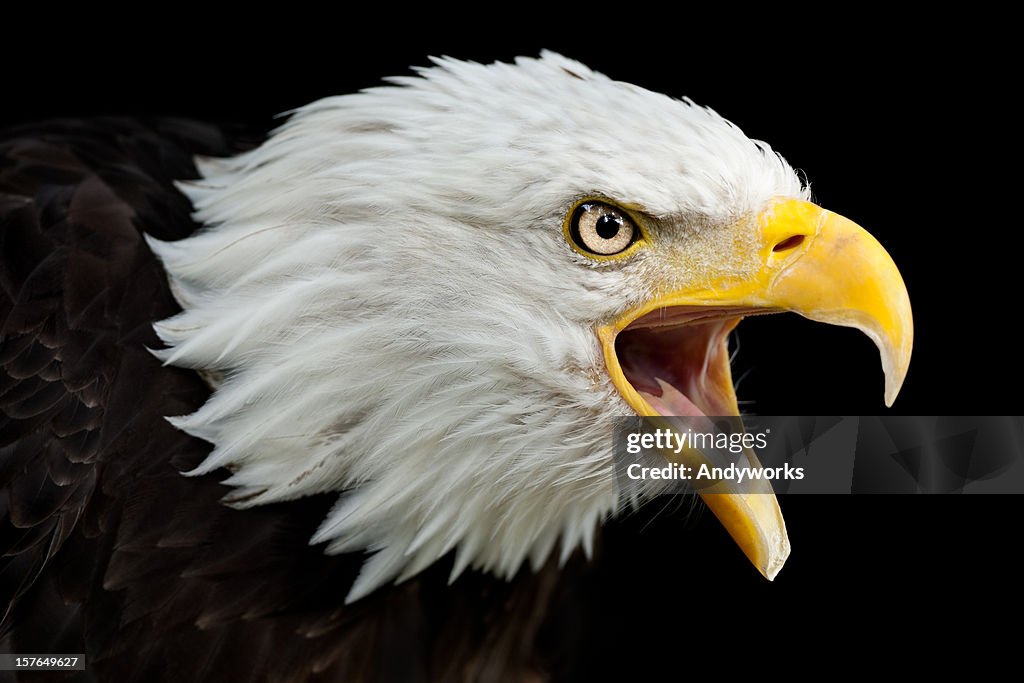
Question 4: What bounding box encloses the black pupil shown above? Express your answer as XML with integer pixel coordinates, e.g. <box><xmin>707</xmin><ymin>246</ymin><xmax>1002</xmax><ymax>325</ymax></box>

<box><xmin>595</xmin><ymin>213</ymin><xmax>621</xmax><ymax>239</ymax></box>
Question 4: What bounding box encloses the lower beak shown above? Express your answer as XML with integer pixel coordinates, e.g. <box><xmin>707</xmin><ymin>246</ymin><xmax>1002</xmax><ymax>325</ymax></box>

<box><xmin>599</xmin><ymin>198</ymin><xmax>913</xmax><ymax>579</ymax></box>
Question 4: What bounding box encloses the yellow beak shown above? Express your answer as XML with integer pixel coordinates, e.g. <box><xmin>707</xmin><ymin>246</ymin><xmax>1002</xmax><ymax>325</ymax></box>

<box><xmin>599</xmin><ymin>198</ymin><xmax>913</xmax><ymax>579</ymax></box>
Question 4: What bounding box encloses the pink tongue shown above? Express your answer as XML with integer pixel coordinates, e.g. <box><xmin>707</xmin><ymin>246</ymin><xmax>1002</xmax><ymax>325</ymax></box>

<box><xmin>639</xmin><ymin>378</ymin><xmax>706</xmax><ymax>417</ymax></box>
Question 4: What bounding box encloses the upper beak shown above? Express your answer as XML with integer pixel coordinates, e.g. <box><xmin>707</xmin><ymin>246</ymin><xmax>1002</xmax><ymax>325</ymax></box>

<box><xmin>599</xmin><ymin>198</ymin><xmax>913</xmax><ymax>579</ymax></box>
<box><xmin>748</xmin><ymin>199</ymin><xmax>912</xmax><ymax>406</ymax></box>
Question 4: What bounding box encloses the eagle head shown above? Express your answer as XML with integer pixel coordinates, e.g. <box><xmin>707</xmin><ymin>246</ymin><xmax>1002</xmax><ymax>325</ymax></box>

<box><xmin>148</xmin><ymin>52</ymin><xmax>912</xmax><ymax>602</ymax></box>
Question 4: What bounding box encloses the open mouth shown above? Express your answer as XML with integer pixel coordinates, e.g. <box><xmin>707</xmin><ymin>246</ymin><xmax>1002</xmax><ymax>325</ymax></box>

<box><xmin>593</xmin><ymin>198</ymin><xmax>913</xmax><ymax>583</ymax></box>
<box><xmin>600</xmin><ymin>304</ymin><xmax>798</xmax><ymax>582</ymax></box>
<box><xmin>614</xmin><ymin>306</ymin><xmax>773</xmax><ymax>418</ymax></box>
<box><xmin>601</xmin><ymin>304</ymin><xmax>795</xmax><ymax>582</ymax></box>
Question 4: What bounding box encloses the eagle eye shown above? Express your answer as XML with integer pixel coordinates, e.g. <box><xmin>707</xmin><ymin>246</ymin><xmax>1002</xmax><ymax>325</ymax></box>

<box><xmin>569</xmin><ymin>202</ymin><xmax>639</xmax><ymax>256</ymax></box>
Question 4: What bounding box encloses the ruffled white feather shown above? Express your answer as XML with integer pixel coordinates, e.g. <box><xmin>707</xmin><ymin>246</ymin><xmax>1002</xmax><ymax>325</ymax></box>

<box><xmin>149</xmin><ymin>52</ymin><xmax>806</xmax><ymax>602</ymax></box>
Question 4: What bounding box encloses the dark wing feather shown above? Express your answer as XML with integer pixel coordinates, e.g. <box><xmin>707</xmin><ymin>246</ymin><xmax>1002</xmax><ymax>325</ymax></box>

<box><xmin>0</xmin><ymin>119</ymin><xmax>579</xmax><ymax>682</ymax></box>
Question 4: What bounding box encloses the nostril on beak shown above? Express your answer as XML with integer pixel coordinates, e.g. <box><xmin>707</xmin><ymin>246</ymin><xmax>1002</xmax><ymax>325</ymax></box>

<box><xmin>772</xmin><ymin>234</ymin><xmax>805</xmax><ymax>253</ymax></box>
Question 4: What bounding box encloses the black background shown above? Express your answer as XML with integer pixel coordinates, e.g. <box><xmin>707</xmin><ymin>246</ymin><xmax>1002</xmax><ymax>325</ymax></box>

<box><xmin>5</xmin><ymin>17</ymin><xmax>1017</xmax><ymax>675</ymax></box>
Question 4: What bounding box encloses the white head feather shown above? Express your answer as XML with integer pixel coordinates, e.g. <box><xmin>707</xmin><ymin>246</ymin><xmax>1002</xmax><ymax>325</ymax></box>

<box><xmin>147</xmin><ymin>52</ymin><xmax>806</xmax><ymax>602</ymax></box>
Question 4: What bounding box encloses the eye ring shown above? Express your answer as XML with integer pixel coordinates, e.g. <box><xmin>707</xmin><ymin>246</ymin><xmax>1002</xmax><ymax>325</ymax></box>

<box><xmin>567</xmin><ymin>201</ymin><xmax>640</xmax><ymax>257</ymax></box>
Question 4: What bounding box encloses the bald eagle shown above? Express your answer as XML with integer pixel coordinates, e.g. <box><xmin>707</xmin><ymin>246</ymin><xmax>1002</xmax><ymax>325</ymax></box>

<box><xmin>1</xmin><ymin>53</ymin><xmax>910</xmax><ymax>681</ymax></box>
